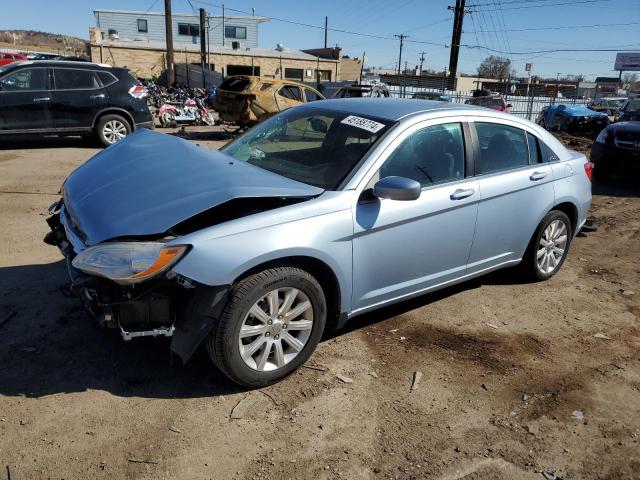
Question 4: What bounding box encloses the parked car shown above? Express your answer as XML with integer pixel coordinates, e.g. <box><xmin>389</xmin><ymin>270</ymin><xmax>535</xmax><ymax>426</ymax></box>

<box><xmin>0</xmin><ymin>53</ymin><xmax>28</xmax><ymax>67</ymax></box>
<box><xmin>333</xmin><ymin>83</ymin><xmax>390</xmax><ymax>98</ymax></box>
<box><xmin>45</xmin><ymin>99</ymin><xmax>591</xmax><ymax>387</ymax></box>
<box><xmin>464</xmin><ymin>94</ymin><xmax>512</xmax><ymax>113</ymax></box>
<box><xmin>28</xmin><ymin>53</ymin><xmax>60</xmax><ymax>60</ymax></box>
<box><xmin>591</xmin><ymin>109</ymin><xmax>640</xmax><ymax>178</ymax></box>
<box><xmin>615</xmin><ymin>98</ymin><xmax>640</xmax><ymax>122</ymax></box>
<box><xmin>413</xmin><ymin>91</ymin><xmax>452</xmax><ymax>102</ymax></box>
<box><xmin>588</xmin><ymin>97</ymin><xmax>626</xmax><ymax>120</ymax></box>
<box><xmin>0</xmin><ymin>60</ymin><xmax>153</xmax><ymax>146</ymax></box>
<box><xmin>536</xmin><ymin>104</ymin><xmax>609</xmax><ymax>137</ymax></box>
<box><xmin>212</xmin><ymin>76</ymin><xmax>324</xmax><ymax>127</ymax></box>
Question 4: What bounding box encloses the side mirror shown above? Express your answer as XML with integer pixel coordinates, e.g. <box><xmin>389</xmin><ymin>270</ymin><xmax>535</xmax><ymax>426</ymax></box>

<box><xmin>373</xmin><ymin>176</ymin><xmax>421</xmax><ymax>201</ymax></box>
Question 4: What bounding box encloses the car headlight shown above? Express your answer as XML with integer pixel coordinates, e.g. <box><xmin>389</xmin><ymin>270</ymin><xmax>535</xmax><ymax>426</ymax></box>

<box><xmin>72</xmin><ymin>242</ymin><xmax>188</xmax><ymax>285</ymax></box>
<box><xmin>595</xmin><ymin>129</ymin><xmax>608</xmax><ymax>144</ymax></box>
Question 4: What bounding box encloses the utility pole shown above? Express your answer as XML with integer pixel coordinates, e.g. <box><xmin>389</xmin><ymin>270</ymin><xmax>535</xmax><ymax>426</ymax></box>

<box><xmin>222</xmin><ymin>4</ymin><xmax>225</xmax><ymax>47</ymax></box>
<box><xmin>394</xmin><ymin>34</ymin><xmax>407</xmax><ymax>78</ymax></box>
<box><xmin>447</xmin><ymin>0</ymin><xmax>468</xmax><ymax>89</ymax></box>
<box><xmin>324</xmin><ymin>16</ymin><xmax>328</xmax><ymax>48</ymax></box>
<box><xmin>419</xmin><ymin>51</ymin><xmax>427</xmax><ymax>74</ymax></box>
<box><xmin>164</xmin><ymin>0</ymin><xmax>175</xmax><ymax>86</ymax></box>
<box><xmin>199</xmin><ymin>8</ymin><xmax>207</xmax><ymax>88</ymax></box>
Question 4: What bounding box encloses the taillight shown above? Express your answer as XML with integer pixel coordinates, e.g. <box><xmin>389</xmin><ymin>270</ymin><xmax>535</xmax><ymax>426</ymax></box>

<box><xmin>584</xmin><ymin>162</ymin><xmax>593</xmax><ymax>182</ymax></box>
<box><xmin>128</xmin><ymin>83</ymin><xmax>148</xmax><ymax>99</ymax></box>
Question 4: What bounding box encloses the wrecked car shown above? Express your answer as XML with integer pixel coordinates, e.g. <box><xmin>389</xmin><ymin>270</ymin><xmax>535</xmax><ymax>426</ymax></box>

<box><xmin>464</xmin><ymin>94</ymin><xmax>512</xmax><ymax>113</ymax></box>
<box><xmin>536</xmin><ymin>104</ymin><xmax>609</xmax><ymax>137</ymax></box>
<box><xmin>212</xmin><ymin>75</ymin><xmax>324</xmax><ymax>127</ymax></box>
<box><xmin>46</xmin><ymin>99</ymin><xmax>591</xmax><ymax>387</ymax></box>
<box><xmin>333</xmin><ymin>83</ymin><xmax>390</xmax><ymax>98</ymax></box>
<box><xmin>615</xmin><ymin>98</ymin><xmax>640</xmax><ymax>122</ymax></box>
<box><xmin>413</xmin><ymin>91</ymin><xmax>452</xmax><ymax>102</ymax></box>
<box><xmin>591</xmin><ymin>108</ymin><xmax>640</xmax><ymax>178</ymax></box>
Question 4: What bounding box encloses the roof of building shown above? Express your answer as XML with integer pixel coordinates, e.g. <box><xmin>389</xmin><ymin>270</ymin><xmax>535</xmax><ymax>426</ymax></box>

<box><xmin>93</xmin><ymin>39</ymin><xmax>339</xmax><ymax>62</ymax></box>
<box><xmin>93</xmin><ymin>9</ymin><xmax>269</xmax><ymax>22</ymax></box>
<box><xmin>595</xmin><ymin>77</ymin><xmax>621</xmax><ymax>83</ymax></box>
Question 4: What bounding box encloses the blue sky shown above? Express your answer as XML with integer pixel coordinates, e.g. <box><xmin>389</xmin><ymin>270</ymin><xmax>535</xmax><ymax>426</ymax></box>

<box><xmin>3</xmin><ymin>0</ymin><xmax>640</xmax><ymax>80</ymax></box>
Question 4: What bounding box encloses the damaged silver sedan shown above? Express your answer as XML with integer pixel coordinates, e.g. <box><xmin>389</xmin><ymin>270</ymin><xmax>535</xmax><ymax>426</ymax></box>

<box><xmin>45</xmin><ymin>99</ymin><xmax>591</xmax><ymax>386</ymax></box>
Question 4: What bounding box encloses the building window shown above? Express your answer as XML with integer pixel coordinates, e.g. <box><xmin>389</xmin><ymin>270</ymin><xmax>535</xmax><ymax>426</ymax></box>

<box><xmin>225</xmin><ymin>26</ymin><xmax>247</xmax><ymax>39</ymax></box>
<box><xmin>137</xmin><ymin>19</ymin><xmax>148</xmax><ymax>33</ymax></box>
<box><xmin>317</xmin><ymin>69</ymin><xmax>332</xmax><ymax>81</ymax></box>
<box><xmin>108</xmin><ymin>29</ymin><xmax>118</xmax><ymax>36</ymax></box>
<box><xmin>178</xmin><ymin>23</ymin><xmax>200</xmax><ymax>36</ymax></box>
<box><xmin>284</xmin><ymin>68</ymin><xmax>304</xmax><ymax>81</ymax></box>
<box><xmin>226</xmin><ymin>65</ymin><xmax>260</xmax><ymax>76</ymax></box>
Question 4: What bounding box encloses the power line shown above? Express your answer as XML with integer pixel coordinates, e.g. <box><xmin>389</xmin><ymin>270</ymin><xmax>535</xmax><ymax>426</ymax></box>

<box><xmin>469</xmin><ymin>0</ymin><xmax>611</xmax><ymax>9</ymax></box>
<box><xmin>470</xmin><ymin>21</ymin><xmax>640</xmax><ymax>32</ymax></box>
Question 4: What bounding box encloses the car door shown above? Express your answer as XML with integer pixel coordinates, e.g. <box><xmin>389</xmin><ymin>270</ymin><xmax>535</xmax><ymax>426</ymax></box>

<box><xmin>466</xmin><ymin>120</ymin><xmax>554</xmax><ymax>274</ymax></box>
<box><xmin>352</xmin><ymin>120</ymin><xmax>479</xmax><ymax>312</ymax></box>
<box><xmin>50</xmin><ymin>67</ymin><xmax>107</xmax><ymax>129</ymax></box>
<box><xmin>275</xmin><ymin>84</ymin><xmax>303</xmax><ymax>111</ymax></box>
<box><xmin>0</xmin><ymin>66</ymin><xmax>51</xmax><ymax>131</ymax></box>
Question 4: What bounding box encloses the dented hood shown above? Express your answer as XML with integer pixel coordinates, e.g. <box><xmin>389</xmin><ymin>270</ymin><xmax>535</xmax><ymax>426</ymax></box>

<box><xmin>62</xmin><ymin>129</ymin><xmax>323</xmax><ymax>245</ymax></box>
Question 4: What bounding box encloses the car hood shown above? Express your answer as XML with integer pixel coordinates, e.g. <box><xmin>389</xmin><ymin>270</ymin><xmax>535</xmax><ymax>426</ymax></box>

<box><xmin>62</xmin><ymin>129</ymin><xmax>323</xmax><ymax>246</ymax></box>
<box><xmin>610</xmin><ymin>120</ymin><xmax>640</xmax><ymax>133</ymax></box>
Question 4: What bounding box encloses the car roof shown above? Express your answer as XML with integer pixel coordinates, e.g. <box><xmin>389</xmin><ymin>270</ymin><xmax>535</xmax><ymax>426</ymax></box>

<box><xmin>304</xmin><ymin>98</ymin><xmax>486</xmax><ymax>121</ymax></box>
<box><xmin>5</xmin><ymin>60</ymin><xmax>113</xmax><ymax>69</ymax></box>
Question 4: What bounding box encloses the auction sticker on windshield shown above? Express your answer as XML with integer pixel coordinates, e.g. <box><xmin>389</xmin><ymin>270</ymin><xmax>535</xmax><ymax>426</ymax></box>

<box><xmin>340</xmin><ymin>115</ymin><xmax>386</xmax><ymax>133</ymax></box>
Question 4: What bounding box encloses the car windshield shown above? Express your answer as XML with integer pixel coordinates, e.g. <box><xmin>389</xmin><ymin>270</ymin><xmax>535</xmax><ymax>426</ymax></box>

<box><xmin>626</xmin><ymin>100</ymin><xmax>640</xmax><ymax>112</ymax></box>
<box><xmin>222</xmin><ymin>107</ymin><xmax>394</xmax><ymax>189</ymax></box>
<box><xmin>608</xmin><ymin>99</ymin><xmax>625</xmax><ymax>108</ymax></box>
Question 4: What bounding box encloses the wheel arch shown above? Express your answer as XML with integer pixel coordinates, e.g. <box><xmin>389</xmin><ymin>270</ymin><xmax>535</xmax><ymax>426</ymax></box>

<box><xmin>92</xmin><ymin>108</ymin><xmax>136</xmax><ymax>131</ymax></box>
<box><xmin>552</xmin><ymin>201</ymin><xmax>578</xmax><ymax>234</ymax></box>
<box><xmin>232</xmin><ymin>255</ymin><xmax>343</xmax><ymax>331</ymax></box>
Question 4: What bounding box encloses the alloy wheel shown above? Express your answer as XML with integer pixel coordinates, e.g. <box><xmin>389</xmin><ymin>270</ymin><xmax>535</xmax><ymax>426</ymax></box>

<box><xmin>238</xmin><ymin>287</ymin><xmax>314</xmax><ymax>372</ymax></box>
<box><xmin>536</xmin><ymin>219</ymin><xmax>568</xmax><ymax>275</ymax></box>
<box><xmin>102</xmin><ymin>120</ymin><xmax>128</xmax><ymax>144</ymax></box>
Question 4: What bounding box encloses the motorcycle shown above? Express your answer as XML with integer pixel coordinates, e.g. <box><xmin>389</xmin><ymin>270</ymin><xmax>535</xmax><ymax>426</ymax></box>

<box><xmin>158</xmin><ymin>97</ymin><xmax>215</xmax><ymax>128</ymax></box>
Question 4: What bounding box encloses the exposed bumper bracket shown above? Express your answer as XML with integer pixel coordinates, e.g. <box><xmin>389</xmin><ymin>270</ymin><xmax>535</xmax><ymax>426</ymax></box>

<box><xmin>120</xmin><ymin>324</ymin><xmax>175</xmax><ymax>341</ymax></box>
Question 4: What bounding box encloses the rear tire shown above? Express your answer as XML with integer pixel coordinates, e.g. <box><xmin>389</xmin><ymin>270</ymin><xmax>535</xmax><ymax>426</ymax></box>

<box><xmin>521</xmin><ymin>210</ymin><xmax>572</xmax><ymax>281</ymax></box>
<box><xmin>205</xmin><ymin>267</ymin><xmax>327</xmax><ymax>387</ymax></box>
<box><xmin>95</xmin><ymin>114</ymin><xmax>131</xmax><ymax>147</ymax></box>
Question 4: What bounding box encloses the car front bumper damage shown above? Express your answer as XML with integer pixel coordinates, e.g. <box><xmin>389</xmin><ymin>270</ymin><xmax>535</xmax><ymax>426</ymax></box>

<box><xmin>44</xmin><ymin>202</ymin><xmax>229</xmax><ymax>363</ymax></box>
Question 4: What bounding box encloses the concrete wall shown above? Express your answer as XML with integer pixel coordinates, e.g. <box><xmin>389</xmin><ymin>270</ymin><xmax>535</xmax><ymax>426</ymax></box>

<box><xmin>90</xmin><ymin>43</ymin><xmax>341</xmax><ymax>81</ymax></box>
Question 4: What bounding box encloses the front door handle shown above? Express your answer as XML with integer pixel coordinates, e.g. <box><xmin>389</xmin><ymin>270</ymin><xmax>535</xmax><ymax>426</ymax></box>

<box><xmin>33</xmin><ymin>96</ymin><xmax>50</xmax><ymax>102</ymax></box>
<box><xmin>90</xmin><ymin>93</ymin><xmax>105</xmax><ymax>100</ymax></box>
<box><xmin>450</xmin><ymin>188</ymin><xmax>475</xmax><ymax>200</ymax></box>
<box><xmin>530</xmin><ymin>171</ymin><xmax>547</xmax><ymax>181</ymax></box>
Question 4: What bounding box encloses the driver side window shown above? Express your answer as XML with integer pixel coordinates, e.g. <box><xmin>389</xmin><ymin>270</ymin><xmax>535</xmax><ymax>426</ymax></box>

<box><xmin>379</xmin><ymin>123</ymin><xmax>465</xmax><ymax>187</ymax></box>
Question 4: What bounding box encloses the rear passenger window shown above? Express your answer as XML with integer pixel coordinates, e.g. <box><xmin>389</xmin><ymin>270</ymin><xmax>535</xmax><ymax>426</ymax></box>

<box><xmin>380</xmin><ymin>123</ymin><xmax>465</xmax><ymax>187</ymax></box>
<box><xmin>278</xmin><ymin>85</ymin><xmax>302</xmax><ymax>101</ymax></box>
<box><xmin>526</xmin><ymin>132</ymin><xmax>542</xmax><ymax>164</ymax></box>
<box><xmin>54</xmin><ymin>68</ymin><xmax>99</xmax><ymax>90</ymax></box>
<box><xmin>540</xmin><ymin>141</ymin><xmax>560</xmax><ymax>163</ymax></box>
<box><xmin>97</xmin><ymin>71</ymin><xmax>117</xmax><ymax>87</ymax></box>
<box><xmin>304</xmin><ymin>88</ymin><xmax>321</xmax><ymax>102</ymax></box>
<box><xmin>475</xmin><ymin>122</ymin><xmax>529</xmax><ymax>174</ymax></box>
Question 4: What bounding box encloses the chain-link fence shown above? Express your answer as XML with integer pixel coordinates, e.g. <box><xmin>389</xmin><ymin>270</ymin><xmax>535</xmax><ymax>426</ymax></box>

<box><xmin>387</xmin><ymin>85</ymin><xmax>590</xmax><ymax>122</ymax></box>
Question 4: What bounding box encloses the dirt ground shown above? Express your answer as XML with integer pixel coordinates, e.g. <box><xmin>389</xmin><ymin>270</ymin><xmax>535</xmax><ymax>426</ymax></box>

<box><xmin>0</xmin><ymin>127</ymin><xmax>638</xmax><ymax>480</ymax></box>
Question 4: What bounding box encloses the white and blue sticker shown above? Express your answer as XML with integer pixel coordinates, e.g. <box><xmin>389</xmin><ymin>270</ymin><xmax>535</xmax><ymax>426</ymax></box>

<box><xmin>340</xmin><ymin>115</ymin><xmax>386</xmax><ymax>133</ymax></box>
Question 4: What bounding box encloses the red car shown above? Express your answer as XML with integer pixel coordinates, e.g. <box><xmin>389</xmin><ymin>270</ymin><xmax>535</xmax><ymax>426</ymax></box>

<box><xmin>0</xmin><ymin>53</ymin><xmax>28</xmax><ymax>67</ymax></box>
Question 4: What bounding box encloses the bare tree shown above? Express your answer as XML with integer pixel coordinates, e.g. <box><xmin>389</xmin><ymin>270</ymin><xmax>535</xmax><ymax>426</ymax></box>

<box><xmin>477</xmin><ymin>55</ymin><xmax>515</xmax><ymax>79</ymax></box>
<box><xmin>622</xmin><ymin>72</ymin><xmax>638</xmax><ymax>89</ymax></box>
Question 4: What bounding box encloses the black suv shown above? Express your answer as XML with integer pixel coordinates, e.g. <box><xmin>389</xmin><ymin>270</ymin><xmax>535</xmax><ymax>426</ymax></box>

<box><xmin>0</xmin><ymin>61</ymin><xmax>153</xmax><ymax>146</ymax></box>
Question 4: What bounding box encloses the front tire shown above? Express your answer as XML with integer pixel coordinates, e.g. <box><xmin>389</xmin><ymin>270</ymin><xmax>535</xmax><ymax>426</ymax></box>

<box><xmin>523</xmin><ymin>210</ymin><xmax>572</xmax><ymax>281</ymax></box>
<box><xmin>206</xmin><ymin>267</ymin><xmax>327</xmax><ymax>387</ymax></box>
<box><xmin>96</xmin><ymin>114</ymin><xmax>131</xmax><ymax>147</ymax></box>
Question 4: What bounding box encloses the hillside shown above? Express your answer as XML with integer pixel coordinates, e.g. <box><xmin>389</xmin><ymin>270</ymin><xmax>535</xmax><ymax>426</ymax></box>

<box><xmin>0</xmin><ymin>30</ymin><xmax>88</xmax><ymax>55</ymax></box>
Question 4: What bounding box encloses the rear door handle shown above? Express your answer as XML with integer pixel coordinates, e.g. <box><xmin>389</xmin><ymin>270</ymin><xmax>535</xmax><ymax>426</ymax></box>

<box><xmin>530</xmin><ymin>171</ymin><xmax>547</xmax><ymax>181</ymax></box>
<box><xmin>33</xmin><ymin>96</ymin><xmax>50</xmax><ymax>102</ymax></box>
<box><xmin>450</xmin><ymin>188</ymin><xmax>475</xmax><ymax>200</ymax></box>
<box><xmin>90</xmin><ymin>93</ymin><xmax>105</xmax><ymax>100</ymax></box>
